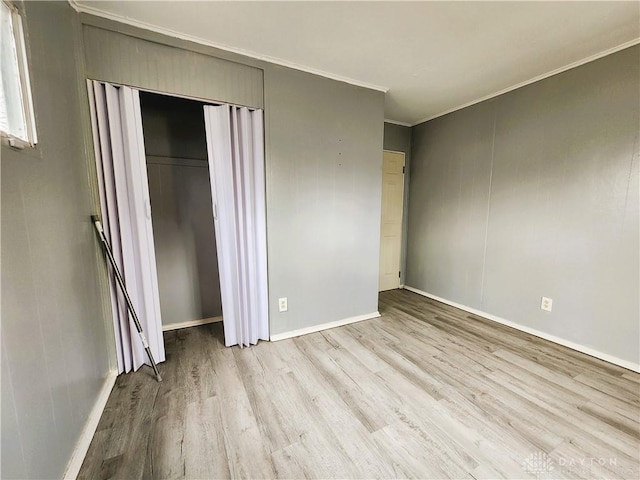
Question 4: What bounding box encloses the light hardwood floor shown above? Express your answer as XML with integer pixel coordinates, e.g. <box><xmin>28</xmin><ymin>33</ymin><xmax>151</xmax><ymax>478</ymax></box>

<box><xmin>79</xmin><ymin>289</ymin><xmax>640</xmax><ymax>479</ymax></box>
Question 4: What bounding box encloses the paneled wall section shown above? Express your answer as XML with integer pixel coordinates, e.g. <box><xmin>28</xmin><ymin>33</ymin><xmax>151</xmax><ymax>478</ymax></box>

<box><xmin>81</xmin><ymin>17</ymin><xmax>386</xmax><ymax>337</ymax></box>
<box><xmin>83</xmin><ymin>25</ymin><xmax>264</xmax><ymax>109</ymax></box>
<box><xmin>1</xmin><ymin>2</ymin><xmax>112</xmax><ymax>478</ymax></box>
<box><xmin>407</xmin><ymin>46</ymin><xmax>639</xmax><ymax>365</ymax></box>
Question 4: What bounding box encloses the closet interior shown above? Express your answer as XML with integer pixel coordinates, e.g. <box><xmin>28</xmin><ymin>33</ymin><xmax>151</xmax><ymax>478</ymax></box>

<box><xmin>140</xmin><ymin>92</ymin><xmax>223</xmax><ymax>330</ymax></box>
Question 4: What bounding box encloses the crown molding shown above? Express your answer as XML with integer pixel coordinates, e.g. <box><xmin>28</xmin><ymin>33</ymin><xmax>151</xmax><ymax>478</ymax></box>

<box><xmin>68</xmin><ymin>0</ymin><xmax>389</xmax><ymax>93</ymax></box>
<box><xmin>410</xmin><ymin>37</ymin><xmax>640</xmax><ymax>127</ymax></box>
<box><xmin>69</xmin><ymin>1</ymin><xmax>638</xmax><ymax>126</ymax></box>
<box><xmin>384</xmin><ymin>118</ymin><xmax>412</xmax><ymax>127</ymax></box>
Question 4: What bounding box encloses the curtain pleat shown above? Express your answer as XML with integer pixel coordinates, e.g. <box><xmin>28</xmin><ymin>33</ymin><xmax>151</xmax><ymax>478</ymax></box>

<box><xmin>204</xmin><ymin>104</ymin><xmax>269</xmax><ymax>347</ymax></box>
<box><xmin>88</xmin><ymin>80</ymin><xmax>165</xmax><ymax>372</ymax></box>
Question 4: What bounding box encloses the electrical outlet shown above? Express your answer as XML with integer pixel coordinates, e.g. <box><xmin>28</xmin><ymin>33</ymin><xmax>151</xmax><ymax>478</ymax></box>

<box><xmin>278</xmin><ymin>297</ymin><xmax>288</xmax><ymax>312</ymax></box>
<box><xmin>541</xmin><ymin>296</ymin><xmax>553</xmax><ymax>312</ymax></box>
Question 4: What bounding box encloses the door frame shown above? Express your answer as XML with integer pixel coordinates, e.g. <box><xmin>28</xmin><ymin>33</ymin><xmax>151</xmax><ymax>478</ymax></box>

<box><xmin>379</xmin><ymin>149</ymin><xmax>407</xmax><ymax>292</ymax></box>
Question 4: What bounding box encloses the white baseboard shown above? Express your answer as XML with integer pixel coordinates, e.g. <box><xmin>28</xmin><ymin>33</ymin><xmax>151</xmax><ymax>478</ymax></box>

<box><xmin>270</xmin><ymin>311</ymin><xmax>381</xmax><ymax>342</ymax></box>
<box><xmin>63</xmin><ymin>370</ymin><xmax>118</xmax><ymax>479</ymax></box>
<box><xmin>403</xmin><ymin>286</ymin><xmax>640</xmax><ymax>373</ymax></box>
<box><xmin>162</xmin><ymin>316</ymin><xmax>222</xmax><ymax>332</ymax></box>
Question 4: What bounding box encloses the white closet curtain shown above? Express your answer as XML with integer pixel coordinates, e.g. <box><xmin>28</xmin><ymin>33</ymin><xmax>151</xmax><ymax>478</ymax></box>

<box><xmin>87</xmin><ymin>80</ymin><xmax>165</xmax><ymax>373</ymax></box>
<box><xmin>204</xmin><ymin>105</ymin><xmax>269</xmax><ymax>347</ymax></box>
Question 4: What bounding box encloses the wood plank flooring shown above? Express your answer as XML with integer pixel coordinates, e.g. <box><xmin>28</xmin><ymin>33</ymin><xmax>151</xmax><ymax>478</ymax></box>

<box><xmin>78</xmin><ymin>289</ymin><xmax>640</xmax><ymax>479</ymax></box>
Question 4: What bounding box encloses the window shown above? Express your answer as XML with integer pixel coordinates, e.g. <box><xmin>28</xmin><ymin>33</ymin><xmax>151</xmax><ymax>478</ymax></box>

<box><xmin>1</xmin><ymin>1</ymin><xmax>36</xmax><ymax>147</ymax></box>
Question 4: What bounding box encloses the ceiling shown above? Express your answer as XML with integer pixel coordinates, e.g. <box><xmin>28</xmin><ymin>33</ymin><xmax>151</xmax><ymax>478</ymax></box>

<box><xmin>73</xmin><ymin>1</ymin><xmax>640</xmax><ymax>126</ymax></box>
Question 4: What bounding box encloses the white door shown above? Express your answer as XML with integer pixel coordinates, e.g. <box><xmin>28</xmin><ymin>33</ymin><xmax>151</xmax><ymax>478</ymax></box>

<box><xmin>88</xmin><ymin>81</ymin><xmax>165</xmax><ymax>373</ymax></box>
<box><xmin>379</xmin><ymin>150</ymin><xmax>405</xmax><ymax>291</ymax></box>
<box><xmin>203</xmin><ymin>105</ymin><xmax>269</xmax><ymax>347</ymax></box>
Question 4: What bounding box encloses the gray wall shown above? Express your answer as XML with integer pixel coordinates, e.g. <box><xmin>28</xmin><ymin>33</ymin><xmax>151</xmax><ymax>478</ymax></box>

<box><xmin>83</xmin><ymin>24</ymin><xmax>263</xmax><ymax>109</ymax></box>
<box><xmin>266</xmin><ymin>67</ymin><xmax>385</xmax><ymax>335</ymax></box>
<box><xmin>3</xmin><ymin>6</ymin><xmax>384</xmax><ymax>477</ymax></box>
<box><xmin>383</xmin><ymin>122</ymin><xmax>412</xmax><ymax>285</ymax></box>
<box><xmin>1</xmin><ymin>2</ymin><xmax>113</xmax><ymax>478</ymax></box>
<box><xmin>141</xmin><ymin>93</ymin><xmax>223</xmax><ymax>325</ymax></box>
<box><xmin>80</xmin><ymin>18</ymin><xmax>386</xmax><ymax>338</ymax></box>
<box><xmin>407</xmin><ymin>46</ymin><xmax>639</xmax><ymax>365</ymax></box>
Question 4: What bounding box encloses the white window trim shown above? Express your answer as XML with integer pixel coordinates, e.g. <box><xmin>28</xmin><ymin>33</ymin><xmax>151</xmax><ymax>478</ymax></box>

<box><xmin>1</xmin><ymin>1</ymin><xmax>37</xmax><ymax>148</ymax></box>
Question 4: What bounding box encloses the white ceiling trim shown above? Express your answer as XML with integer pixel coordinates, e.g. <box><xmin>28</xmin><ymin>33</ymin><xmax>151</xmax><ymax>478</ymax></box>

<box><xmin>384</xmin><ymin>118</ymin><xmax>412</xmax><ymax>128</ymax></box>
<box><xmin>411</xmin><ymin>37</ymin><xmax>640</xmax><ymax>127</ymax></box>
<box><xmin>68</xmin><ymin>0</ymin><xmax>389</xmax><ymax>93</ymax></box>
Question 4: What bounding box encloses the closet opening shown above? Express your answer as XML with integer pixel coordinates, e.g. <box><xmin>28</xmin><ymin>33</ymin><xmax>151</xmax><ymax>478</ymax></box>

<box><xmin>89</xmin><ymin>80</ymin><xmax>268</xmax><ymax>372</ymax></box>
<box><xmin>139</xmin><ymin>92</ymin><xmax>223</xmax><ymax>332</ymax></box>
